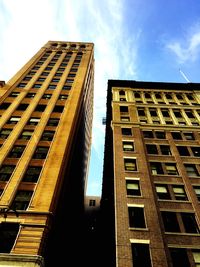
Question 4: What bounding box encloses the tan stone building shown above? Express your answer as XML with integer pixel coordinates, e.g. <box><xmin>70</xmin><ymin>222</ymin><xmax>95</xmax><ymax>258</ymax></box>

<box><xmin>101</xmin><ymin>80</ymin><xmax>200</xmax><ymax>267</ymax></box>
<box><xmin>0</xmin><ymin>41</ymin><xmax>94</xmax><ymax>266</ymax></box>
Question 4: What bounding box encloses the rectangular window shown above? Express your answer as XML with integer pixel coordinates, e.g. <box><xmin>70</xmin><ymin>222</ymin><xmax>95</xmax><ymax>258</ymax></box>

<box><xmin>160</xmin><ymin>145</ymin><xmax>171</xmax><ymax>155</ymax></box>
<box><xmin>0</xmin><ymin>165</ymin><xmax>15</xmax><ymax>181</ymax></box>
<box><xmin>155</xmin><ymin>131</ymin><xmax>165</xmax><ymax>139</ymax></box>
<box><xmin>121</xmin><ymin>128</ymin><xmax>132</xmax><ymax>136</ymax></box>
<box><xmin>165</xmin><ymin>163</ymin><xmax>178</xmax><ymax>175</ymax></box>
<box><xmin>9</xmin><ymin>92</ymin><xmax>20</xmax><ymax>97</ymax></box>
<box><xmin>48</xmin><ymin>84</ymin><xmax>56</xmax><ymax>90</ymax></box>
<box><xmin>185</xmin><ymin>164</ymin><xmax>199</xmax><ymax>177</ymax></box>
<box><xmin>47</xmin><ymin>118</ymin><xmax>59</xmax><ymax>126</ymax></box>
<box><xmin>0</xmin><ymin>223</ymin><xmax>19</xmax><ymax>253</ymax></box>
<box><xmin>11</xmin><ymin>190</ymin><xmax>33</xmax><ymax>210</ymax></box>
<box><xmin>35</xmin><ymin>104</ymin><xmax>46</xmax><ymax>112</ymax></box>
<box><xmin>7</xmin><ymin>117</ymin><xmax>21</xmax><ymax>124</ymax></box>
<box><xmin>150</xmin><ymin>162</ymin><xmax>164</xmax><ymax>175</ymax></box>
<box><xmin>53</xmin><ymin>105</ymin><xmax>64</xmax><ymax>113</ymax></box>
<box><xmin>169</xmin><ymin>248</ymin><xmax>190</xmax><ymax>267</ymax></box>
<box><xmin>181</xmin><ymin>213</ymin><xmax>200</xmax><ymax>233</ymax></box>
<box><xmin>192</xmin><ymin>250</ymin><xmax>200</xmax><ymax>266</ymax></box>
<box><xmin>25</xmin><ymin>93</ymin><xmax>36</xmax><ymax>98</ymax></box>
<box><xmin>0</xmin><ymin>103</ymin><xmax>11</xmax><ymax>110</ymax></box>
<box><xmin>59</xmin><ymin>95</ymin><xmax>68</xmax><ymax>100</ymax></box>
<box><xmin>22</xmin><ymin>166</ymin><xmax>42</xmax><ymax>182</ymax></box>
<box><xmin>171</xmin><ymin>132</ymin><xmax>182</xmax><ymax>140</ymax></box>
<box><xmin>126</xmin><ymin>180</ymin><xmax>141</xmax><ymax>196</ymax></box>
<box><xmin>62</xmin><ymin>85</ymin><xmax>71</xmax><ymax>90</ymax></box>
<box><xmin>41</xmin><ymin>131</ymin><xmax>55</xmax><ymax>141</ymax></box>
<box><xmin>177</xmin><ymin>146</ymin><xmax>190</xmax><ymax>156</ymax></box>
<box><xmin>184</xmin><ymin>132</ymin><xmax>195</xmax><ymax>140</ymax></box>
<box><xmin>28</xmin><ymin>118</ymin><xmax>40</xmax><ymax>125</ymax></box>
<box><xmin>146</xmin><ymin>144</ymin><xmax>158</xmax><ymax>154</ymax></box>
<box><xmin>122</xmin><ymin>141</ymin><xmax>134</xmax><ymax>152</ymax></box>
<box><xmin>143</xmin><ymin>131</ymin><xmax>153</xmax><ymax>138</ymax></box>
<box><xmin>17</xmin><ymin>104</ymin><xmax>28</xmax><ymax>111</ymax></box>
<box><xmin>161</xmin><ymin>211</ymin><xmax>180</xmax><ymax>232</ymax></box>
<box><xmin>19</xmin><ymin>130</ymin><xmax>33</xmax><ymax>140</ymax></box>
<box><xmin>155</xmin><ymin>185</ymin><xmax>170</xmax><ymax>200</ymax></box>
<box><xmin>0</xmin><ymin>129</ymin><xmax>12</xmax><ymax>139</ymax></box>
<box><xmin>193</xmin><ymin>186</ymin><xmax>200</xmax><ymax>201</ymax></box>
<box><xmin>191</xmin><ymin>147</ymin><xmax>200</xmax><ymax>157</ymax></box>
<box><xmin>131</xmin><ymin>243</ymin><xmax>152</xmax><ymax>267</ymax></box>
<box><xmin>33</xmin><ymin>146</ymin><xmax>49</xmax><ymax>159</ymax></box>
<box><xmin>42</xmin><ymin>94</ymin><xmax>52</xmax><ymax>99</ymax></box>
<box><xmin>128</xmin><ymin>206</ymin><xmax>146</xmax><ymax>228</ymax></box>
<box><xmin>173</xmin><ymin>186</ymin><xmax>188</xmax><ymax>201</ymax></box>
<box><xmin>120</xmin><ymin>106</ymin><xmax>129</xmax><ymax>113</ymax></box>
<box><xmin>8</xmin><ymin>146</ymin><xmax>25</xmax><ymax>158</ymax></box>
<box><xmin>124</xmin><ymin>158</ymin><xmax>137</xmax><ymax>171</ymax></box>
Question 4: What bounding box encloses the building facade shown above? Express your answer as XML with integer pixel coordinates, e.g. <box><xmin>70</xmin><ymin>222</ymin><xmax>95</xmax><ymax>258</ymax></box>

<box><xmin>101</xmin><ymin>80</ymin><xmax>200</xmax><ymax>267</ymax></box>
<box><xmin>0</xmin><ymin>41</ymin><xmax>94</xmax><ymax>266</ymax></box>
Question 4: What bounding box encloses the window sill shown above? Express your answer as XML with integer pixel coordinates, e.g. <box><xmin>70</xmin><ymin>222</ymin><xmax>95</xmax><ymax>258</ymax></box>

<box><xmin>129</xmin><ymin>227</ymin><xmax>149</xmax><ymax>231</ymax></box>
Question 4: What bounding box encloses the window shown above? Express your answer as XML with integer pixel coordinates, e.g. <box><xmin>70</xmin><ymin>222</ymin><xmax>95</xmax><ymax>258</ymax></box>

<box><xmin>161</xmin><ymin>211</ymin><xmax>180</xmax><ymax>232</ymax></box>
<box><xmin>33</xmin><ymin>84</ymin><xmax>41</xmax><ymax>89</ymax></box>
<box><xmin>0</xmin><ymin>129</ymin><xmax>12</xmax><ymax>139</ymax></box>
<box><xmin>191</xmin><ymin>147</ymin><xmax>200</xmax><ymax>157</ymax></box>
<box><xmin>131</xmin><ymin>243</ymin><xmax>152</xmax><ymax>267</ymax></box>
<box><xmin>120</xmin><ymin>116</ymin><xmax>130</xmax><ymax>122</ymax></box>
<box><xmin>62</xmin><ymin>85</ymin><xmax>71</xmax><ymax>90</ymax></box>
<box><xmin>53</xmin><ymin>105</ymin><xmax>64</xmax><ymax>113</ymax></box>
<box><xmin>185</xmin><ymin>164</ymin><xmax>199</xmax><ymax>177</ymax></box>
<box><xmin>42</xmin><ymin>94</ymin><xmax>52</xmax><ymax>99</ymax></box>
<box><xmin>41</xmin><ymin>131</ymin><xmax>55</xmax><ymax>141</ymax></box>
<box><xmin>0</xmin><ymin>165</ymin><xmax>15</xmax><ymax>181</ymax></box>
<box><xmin>121</xmin><ymin>128</ymin><xmax>132</xmax><ymax>136</ymax></box>
<box><xmin>146</xmin><ymin>144</ymin><xmax>158</xmax><ymax>154</ymax></box>
<box><xmin>169</xmin><ymin>248</ymin><xmax>190</xmax><ymax>267</ymax></box>
<box><xmin>28</xmin><ymin>118</ymin><xmax>40</xmax><ymax>125</ymax></box>
<box><xmin>48</xmin><ymin>84</ymin><xmax>56</xmax><ymax>90</ymax></box>
<box><xmin>181</xmin><ymin>213</ymin><xmax>200</xmax><ymax>233</ymax></box>
<box><xmin>17</xmin><ymin>104</ymin><xmax>28</xmax><ymax>111</ymax></box>
<box><xmin>0</xmin><ymin>103</ymin><xmax>11</xmax><ymax>110</ymax></box>
<box><xmin>66</xmin><ymin>79</ymin><xmax>73</xmax><ymax>83</ymax></box>
<box><xmin>155</xmin><ymin>185</ymin><xmax>170</xmax><ymax>199</ymax></box>
<box><xmin>59</xmin><ymin>95</ymin><xmax>68</xmax><ymax>100</ymax></box>
<box><xmin>8</xmin><ymin>146</ymin><xmax>25</xmax><ymax>158</ymax></box>
<box><xmin>34</xmin><ymin>105</ymin><xmax>46</xmax><ymax>112</ymax></box>
<box><xmin>177</xmin><ymin>146</ymin><xmax>190</xmax><ymax>156</ymax></box>
<box><xmin>165</xmin><ymin>163</ymin><xmax>178</xmax><ymax>175</ymax></box>
<box><xmin>160</xmin><ymin>145</ymin><xmax>171</xmax><ymax>155</ymax></box>
<box><xmin>173</xmin><ymin>186</ymin><xmax>188</xmax><ymax>200</ymax></box>
<box><xmin>149</xmin><ymin>108</ymin><xmax>157</xmax><ymax>117</ymax></box>
<box><xmin>7</xmin><ymin>116</ymin><xmax>20</xmax><ymax>124</ymax></box>
<box><xmin>150</xmin><ymin>162</ymin><xmax>163</xmax><ymax>175</ymax></box>
<box><xmin>184</xmin><ymin>132</ymin><xmax>195</xmax><ymax>140</ymax></box>
<box><xmin>0</xmin><ymin>223</ymin><xmax>19</xmax><ymax>253</ymax></box>
<box><xmin>171</xmin><ymin>131</ymin><xmax>182</xmax><ymax>140</ymax></box>
<box><xmin>120</xmin><ymin>106</ymin><xmax>128</xmax><ymax>113</ymax></box>
<box><xmin>137</xmin><ymin>108</ymin><xmax>146</xmax><ymax>116</ymax></box>
<box><xmin>161</xmin><ymin>109</ymin><xmax>170</xmax><ymax>117</ymax></box>
<box><xmin>126</xmin><ymin>180</ymin><xmax>141</xmax><ymax>196</ymax></box>
<box><xmin>9</xmin><ymin>92</ymin><xmax>20</xmax><ymax>97</ymax></box>
<box><xmin>193</xmin><ymin>186</ymin><xmax>200</xmax><ymax>201</ymax></box>
<box><xmin>47</xmin><ymin>118</ymin><xmax>59</xmax><ymax>126</ymax></box>
<box><xmin>89</xmin><ymin>200</ymin><xmax>96</xmax><ymax>206</ymax></box>
<box><xmin>192</xmin><ymin>250</ymin><xmax>200</xmax><ymax>266</ymax></box>
<box><xmin>128</xmin><ymin>206</ymin><xmax>146</xmax><ymax>228</ymax></box>
<box><xmin>51</xmin><ymin>78</ymin><xmax>60</xmax><ymax>83</ymax></box>
<box><xmin>19</xmin><ymin>130</ymin><xmax>33</xmax><ymax>140</ymax></box>
<box><xmin>11</xmin><ymin>190</ymin><xmax>33</xmax><ymax>210</ymax></box>
<box><xmin>143</xmin><ymin>131</ymin><xmax>153</xmax><ymax>138</ymax></box>
<box><xmin>123</xmin><ymin>141</ymin><xmax>134</xmax><ymax>151</ymax></box>
<box><xmin>22</xmin><ymin>166</ymin><xmax>42</xmax><ymax>182</ymax></box>
<box><xmin>25</xmin><ymin>93</ymin><xmax>36</xmax><ymax>98</ymax></box>
<box><xmin>17</xmin><ymin>83</ymin><xmax>26</xmax><ymax>88</ymax></box>
<box><xmin>124</xmin><ymin>158</ymin><xmax>137</xmax><ymax>171</ymax></box>
<box><xmin>33</xmin><ymin>146</ymin><xmax>49</xmax><ymax>159</ymax></box>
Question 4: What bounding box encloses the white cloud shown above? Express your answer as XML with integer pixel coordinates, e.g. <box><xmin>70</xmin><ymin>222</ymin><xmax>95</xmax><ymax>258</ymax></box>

<box><xmin>166</xmin><ymin>24</ymin><xmax>200</xmax><ymax>63</ymax></box>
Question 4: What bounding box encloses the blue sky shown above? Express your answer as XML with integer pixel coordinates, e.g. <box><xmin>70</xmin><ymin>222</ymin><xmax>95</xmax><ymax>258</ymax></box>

<box><xmin>1</xmin><ymin>0</ymin><xmax>200</xmax><ymax>196</ymax></box>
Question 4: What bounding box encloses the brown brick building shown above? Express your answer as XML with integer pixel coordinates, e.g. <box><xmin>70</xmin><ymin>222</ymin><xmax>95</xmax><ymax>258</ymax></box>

<box><xmin>0</xmin><ymin>41</ymin><xmax>94</xmax><ymax>266</ymax></box>
<box><xmin>100</xmin><ymin>79</ymin><xmax>200</xmax><ymax>267</ymax></box>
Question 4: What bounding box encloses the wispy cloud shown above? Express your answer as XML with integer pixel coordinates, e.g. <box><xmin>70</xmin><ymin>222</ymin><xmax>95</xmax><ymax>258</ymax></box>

<box><xmin>166</xmin><ymin>23</ymin><xmax>200</xmax><ymax>63</ymax></box>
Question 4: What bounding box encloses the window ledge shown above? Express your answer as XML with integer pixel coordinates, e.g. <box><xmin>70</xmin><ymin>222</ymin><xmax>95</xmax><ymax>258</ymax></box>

<box><xmin>129</xmin><ymin>227</ymin><xmax>149</xmax><ymax>231</ymax></box>
<box><xmin>165</xmin><ymin>232</ymin><xmax>200</xmax><ymax>236</ymax></box>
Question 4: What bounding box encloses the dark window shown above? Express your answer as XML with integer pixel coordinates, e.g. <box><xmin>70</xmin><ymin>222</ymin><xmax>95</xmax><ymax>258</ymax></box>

<box><xmin>0</xmin><ymin>129</ymin><xmax>12</xmax><ymax>139</ymax></box>
<box><xmin>160</xmin><ymin>145</ymin><xmax>171</xmax><ymax>155</ymax></box>
<box><xmin>48</xmin><ymin>84</ymin><xmax>56</xmax><ymax>90</ymax></box>
<box><xmin>17</xmin><ymin>104</ymin><xmax>28</xmax><ymax>111</ymax></box>
<box><xmin>51</xmin><ymin>79</ymin><xmax>60</xmax><ymax>83</ymax></box>
<box><xmin>0</xmin><ymin>103</ymin><xmax>11</xmax><ymax>110</ymax></box>
<box><xmin>185</xmin><ymin>110</ymin><xmax>195</xmax><ymax>118</ymax></box>
<box><xmin>174</xmin><ymin>110</ymin><xmax>182</xmax><ymax>118</ymax></box>
<box><xmin>11</xmin><ymin>190</ymin><xmax>33</xmax><ymax>210</ymax></box>
<box><xmin>137</xmin><ymin>108</ymin><xmax>145</xmax><ymax>116</ymax></box>
<box><xmin>184</xmin><ymin>132</ymin><xmax>195</xmax><ymax>140</ymax></box>
<box><xmin>124</xmin><ymin>158</ymin><xmax>137</xmax><ymax>171</ymax></box>
<box><xmin>17</xmin><ymin>83</ymin><xmax>26</xmax><ymax>88</ymax></box>
<box><xmin>177</xmin><ymin>146</ymin><xmax>190</xmax><ymax>156</ymax></box>
<box><xmin>191</xmin><ymin>147</ymin><xmax>200</xmax><ymax>157</ymax></box>
<box><xmin>33</xmin><ymin>84</ymin><xmax>41</xmax><ymax>89</ymax></box>
<box><xmin>41</xmin><ymin>72</ymin><xmax>49</xmax><ymax>76</ymax></box>
<box><xmin>184</xmin><ymin>164</ymin><xmax>199</xmax><ymax>177</ymax></box>
<box><xmin>143</xmin><ymin>131</ymin><xmax>153</xmax><ymax>138</ymax></box>
<box><xmin>22</xmin><ymin>166</ymin><xmax>42</xmax><ymax>182</ymax></box>
<box><xmin>89</xmin><ymin>200</ymin><xmax>96</xmax><ymax>206</ymax></box>
<box><xmin>120</xmin><ymin>106</ymin><xmax>128</xmax><ymax>113</ymax></box>
<box><xmin>193</xmin><ymin>186</ymin><xmax>200</xmax><ymax>201</ymax></box>
<box><xmin>47</xmin><ymin>118</ymin><xmax>59</xmax><ymax>126</ymax></box>
<box><xmin>42</xmin><ymin>94</ymin><xmax>52</xmax><ymax>99</ymax></box>
<box><xmin>126</xmin><ymin>180</ymin><xmax>141</xmax><ymax>196</ymax></box>
<box><xmin>37</xmin><ymin>78</ymin><xmax>45</xmax><ymax>82</ymax></box>
<box><xmin>122</xmin><ymin>141</ymin><xmax>134</xmax><ymax>151</ymax></box>
<box><xmin>181</xmin><ymin>213</ymin><xmax>200</xmax><ymax>233</ymax></box>
<box><xmin>41</xmin><ymin>131</ymin><xmax>55</xmax><ymax>141</ymax></box>
<box><xmin>128</xmin><ymin>206</ymin><xmax>146</xmax><ymax>228</ymax></box>
<box><xmin>161</xmin><ymin>109</ymin><xmax>170</xmax><ymax>117</ymax></box>
<box><xmin>155</xmin><ymin>131</ymin><xmax>165</xmax><ymax>139</ymax></box>
<box><xmin>161</xmin><ymin>211</ymin><xmax>180</xmax><ymax>232</ymax></box>
<box><xmin>9</xmin><ymin>92</ymin><xmax>20</xmax><ymax>97</ymax></box>
<box><xmin>131</xmin><ymin>243</ymin><xmax>152</xmax><ymax>267</ymax></box>
<box><xmin>34</xmin><ymin>105</ymin><xmax>46</xmax><ymax>112</ymax></box>
<box><xmin>155</xmin><ymin>184</ymin><xmax>171</xmax><ymax>199</ymax></box>
<box><xmin>53</xmin><ymin>105</ymin><xmax>64</xmax><ymax>113</ymax></box>
<box><xmin>122</xmin><ymin>128</ymin><xmax>132</xmax><ymax>136</ymax></box>
<box><xmin>0</xmin><ymin>223</ymin><xmax>19</xmax><ymax>253</ymax></box>
<box><xmin>33</xmin><ymin>146</ymin><xmax>49</xmax><ymax>159</ymax></box>
<box><xmin>25</xmin><ymin>93</ymin><xmax>36</xmax><ymax>98</ymax></box>
<box><xmin>150</xmin><ymin>162</ymin><xmax>164</xmax><ymax>175</ymax></box>
<box><xmin>8</xmin><ymin>146</ymin><xmax>25</xmax><ymax>158</ymax></box>
<box><xmin>0</xmin><ymin>165</ymin><xmax>15</xmax><ymax>181</ymax></box>
<box><xmin>171</xmin><ymin>132</ymin><xmax>182</xmax><ymax>140</ymax></box>
<box><xmin>169</xmin><ymin>248</ymin><xmax>190</xmax><ymax>267</ymax></box>
<box><xmin>146</xmin><ymin>144</ymin><xmax>158</xmax><ymax>154</ymax></box>
<box><xmin>149</xmin><ymin>108</ymin><xmax>157</xmax><ymax>116</ymax></box>
<box><xmin>62</xmin><ymin>85</ymin><xmax>71</xmax><ymax>90</ymax></box>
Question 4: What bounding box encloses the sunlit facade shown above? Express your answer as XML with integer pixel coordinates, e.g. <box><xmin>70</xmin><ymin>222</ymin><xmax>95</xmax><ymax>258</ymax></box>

<box><xmin>0</xmin><ymin>41</ymin><xmax>94</xmax><ymax>266</ymax></box>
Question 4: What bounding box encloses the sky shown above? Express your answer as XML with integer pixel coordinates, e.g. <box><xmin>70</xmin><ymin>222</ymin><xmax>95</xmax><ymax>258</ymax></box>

<box><xmin>1</xmin><ymin>0</ymin><xmax>200</xmax><ymax>196</ymax></box>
